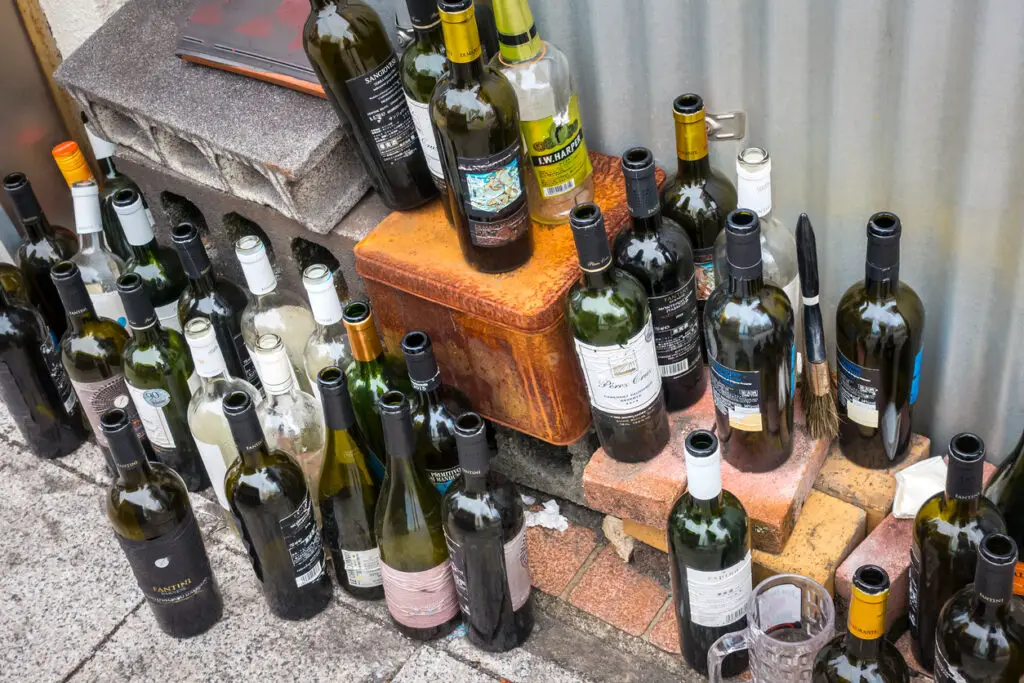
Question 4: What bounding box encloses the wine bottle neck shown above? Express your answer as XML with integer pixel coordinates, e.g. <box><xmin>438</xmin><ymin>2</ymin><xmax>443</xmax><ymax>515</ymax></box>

<box><xmin>493</xmin><ymin>0</ymin><xmax>542</xmax><ymax>63</ymax></box>
<box><xmin>676</xmin><ymin>156</ymin><xmax>711</xmax><ymax>183</ymax></box>
<box><xmin>442</xmin><ymin>3</ymin><xmax>486</xmax><ymax>87</ymax></box>
<box><xmin>98</xmin><ymin>157</ymin><xmax>118</xmax><ymax>180</ymax></box>
<box><xmin>22</xmin><ymin>217</ymin><xmax>48</xmax><ymax>242</ymax></box>
<box><xmin>582</xmin><ymin>266</ymin><xmax>615</xmax><ymax>289</ymax></box>
<box><xmin>346</xmin><ymin>319</ymin><xmax>384</xmax><ymax>364</ymax></box>
<box><xmin>464</xmin><ymin>473</ymin><xmax>488</xmax><ymax>494</ymax></box>
<box><xmin>631</xmin><ymin>214</ymin><xmax>661</xmax><ymax>235</ymax></box>
<box><xmin>77</xmin><ymin>231</ymin><xmax>108</xmax><ymax>253</ymax></box>
<box><xmin>844</xmin><ymin>632</ymin><xmax>882</xmax><ymax>661</ymax></box>
<box><xmin>864</xmin><ymin>276</ymin><xmax>899</xmax><ymax>298</ymax></box>
<box><xmin>728</xmin><ymin>273</ymin><xmax>765</xmax><ymax>297</ymax></box>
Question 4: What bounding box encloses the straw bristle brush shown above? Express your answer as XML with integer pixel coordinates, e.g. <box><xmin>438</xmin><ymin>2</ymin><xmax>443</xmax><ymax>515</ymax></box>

<box><xmin>796</xmin><ymin>213</ymin><xmax>839</xmax><ymax>441</ymax></box>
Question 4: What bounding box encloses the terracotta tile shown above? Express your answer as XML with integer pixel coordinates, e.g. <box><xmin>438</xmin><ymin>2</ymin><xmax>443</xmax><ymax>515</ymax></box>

<box><xmin>568</xmin><ymin>547</ymin><xmax>668</xmax><ymax>637</ymax></box>
<box><xmin>646</xmin><ymin>604</ymin><xmax>681</xmax><ymax>654</ymax></box>
<box><xmin>526</xmin><ymin>524</ymin><xmax>599</xmax><ymax>596</ymax></box>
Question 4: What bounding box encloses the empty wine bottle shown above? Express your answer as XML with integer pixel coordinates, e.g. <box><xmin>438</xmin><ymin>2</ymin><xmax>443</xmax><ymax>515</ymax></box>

<box><xmin>0</xmin><ymin>283</ymin><xmax>87</xmax><ymax>458</ymax></box>
<box><xmin>223</xmin><ymin>390</ymin><xmax>333</xmax><ymax>620</ymax></box>
<box><xmin>704</xmin><ymin>209</ymin><xmax>795</xmax><ymax>472</ymax></box>
<box><xmin>443</xmin><ymin>412</ymin><xmax>533</xmax><ymax>651</ymax></box>
<box><xmin>302</xmin><ymin>264</ymin><xmax>353</xmax><ymax>400</ymax></box>
<box><xmin>376</xmin><ymin>390</ymin><xmax>460</xmax><ymax>640</ymax></box>
<box><xmin>118</xmin><ymin>273</ymin><xmax>207</xmax><ymax>491</ymax></box>
<box><xmin>70</xmin><ymin>180</ymin><xmax>128</xmax><ymax>328</ymax></box>
<box><xmin>172</xmin><ymin>222</ymin><xmax>261</xmax><ymax>392</ymax></box>
<box><xmin>317</xmin><ymin>367</ymin><xmax>384</xmax><ymax>599</ymax></box>
<box><xmin>103</xmin><ymin>408</ymin><xmax>222</xmax><ymax>638</ymax></box>
<box><xmin>910</xmin><ymin>433</ymin><xmax>1006</xmax><ymax>672</ymax></box>
<box><xmin>83</xmin><ymin>123</ymin><xmax>141</xmax><ymax>260</ymax></box>
<box><xmin>567</xmin><ymin>202</ymin><xmax>669</xmax><ymax>463</ymax></box>
<box><xmin>52</xmin><ymin>140</ymin><xmax>130</xmax><ymax>261</ymax></box>
<box><xmin>983</xmin><ymin>429</ymin><xmax>1024</xmax><ymax>598</ymax></box>
<box><xmin>402</xmin><ymin>330</ymin><xmax>472</xmax><ymax>493</ymax></box>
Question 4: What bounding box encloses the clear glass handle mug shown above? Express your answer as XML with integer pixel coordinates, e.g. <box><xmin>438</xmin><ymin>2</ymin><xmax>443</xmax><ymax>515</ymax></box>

<box><xmin>707</xmin><ymin>574</ymin><xmax>835</xmax><ymax>682</ymax></box>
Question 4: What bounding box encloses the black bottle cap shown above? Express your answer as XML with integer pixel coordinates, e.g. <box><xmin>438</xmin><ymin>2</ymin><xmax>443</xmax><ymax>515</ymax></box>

<box><xmin>317</xmin><ymin>366</ymin><xmax>356</xmax><ymax>431</ymax></box>
<box><xmin>570</xmin><ymin>203</ymin><xmax>612</xmax><ymax>272</ymax></box>
<box><xmin>454</xmin><ymin>412</ymin><xmax>490</xmax><ymax>478</ymax></box>
<box><xmin>100</xmin><ymin>408</ymin><xmax>147</xmax><ymax>471</ymax></box>
<box><xmin>50</xmin><ymin>261</ymin><xmax>94</xmax><ymax>318</ymax></box>
<box><xmin>439</xmin><ymin>0</ymin><xmax>473</xmax><ymax>12</ymax></box>
<box><xmin>945</xmin><ymin>432</ymin><xmax>986</xmax><ymax>501</ymax></box>
<box><xmin>673</xmin><ymin>93</ymin><xmax>705</xmax><ymax>115</ymax></box>
<box><xmin>402</xmin><ymin>330</ymin><xmax>441</xmax><ymax>392</ymax></box>
<box><xmin>725</xmin><ymin>209</ymin><xmax>762</xmax><ymax>278</ymax></box>
<box><xmin>116</xmin><ymin>272</ymin><xmax>158</xmax><ymax>329</ymax></box>
<box><xmin>342</xmin><ymin>300</ymin><xmax>371</xmax><ymax>325</ymax></box>
<box><xmin>222</xmin><ymin>390</ymin><xmax>266</xmax><ymax>456</ymax></box>
<box><xmin>406</xmin><ymin>0</ymin><xmax>440</xmax><ymax>27</ymax></box>
<box><xmin>380</xmin><ymin>390</ymin><xmax>416</xmax><ymax>459</ymax></box>
<box><xmin>852</xmin><ymin>565</ymin><xmax>890</xmax><ymax>595</ymax></box>
<box><xmin>684</xmin><ymin>430</ymin><xmax>719</xmax><ymax>459</ymax></box>
<box><xmin>2</xmin><ymin>172</ymin><xmax>43</xmax><ymax>222</ymax></box>
<box><xmin>865</xmin><ymin>212</ymin><xmax>902</xmax><ymax>282</ymax></box>
<box><xmin>621</xmin><ymin>146</ymin><xmax>660</xmax><ymax>220</ymax></box>
<box><xmin>974</xmin><ymin>533</ymin><xmax>1017</xmax><ymax>605</ymax></box>
<box><xmin>171</xmin><ymin>222</ymin><xmax>212</xmax><ymax>279</ymax></box>
<box><xmin>111</xmin><ymin>187</ymin><xmax>141</xmax><ymax>209</ymax></box>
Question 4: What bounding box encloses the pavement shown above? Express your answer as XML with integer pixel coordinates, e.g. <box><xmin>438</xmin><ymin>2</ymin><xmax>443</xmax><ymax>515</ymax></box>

<box><xmin>0</xmin><ymin>398</ymin><xmax>699</xmax><ymax>683</ymax></box>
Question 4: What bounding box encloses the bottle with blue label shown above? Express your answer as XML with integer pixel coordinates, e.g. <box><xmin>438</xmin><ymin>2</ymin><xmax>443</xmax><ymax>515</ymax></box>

<box><xmin>835</xmin><ymin>212</ymin><xmax>924</xmax><ymax>468</ymax></box>
<box><xmin>704</xmin><ymin>209</ymin><xmax>795</xmax><ymax>473</ymax></box>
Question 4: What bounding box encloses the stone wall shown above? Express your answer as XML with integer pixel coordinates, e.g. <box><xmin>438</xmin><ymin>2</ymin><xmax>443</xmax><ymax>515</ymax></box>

<box><xmin>38</xmin><ymin>0</ymin><xmax>130</xmax><ymax>58</ymax></box>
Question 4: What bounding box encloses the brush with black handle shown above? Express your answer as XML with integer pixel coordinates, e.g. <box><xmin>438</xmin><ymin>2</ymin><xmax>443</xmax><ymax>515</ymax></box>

<box><xmin>796</xmin><ymin>213</ymin><xmax>839</xmax><ymax>441</ymax></box>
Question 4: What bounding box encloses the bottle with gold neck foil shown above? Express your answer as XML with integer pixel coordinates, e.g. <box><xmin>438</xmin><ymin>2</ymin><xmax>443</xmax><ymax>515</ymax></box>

<box><xmin>660</xmin><ymin>95</ymin><xmax>737</xmax><ymax>332</ymax></box>
<box><xmin>431</xmin><ymin>0</ymin><xmax>533</xmax><ymax>273</ymax></box>
<box><xmin>490</xmin><ymin>0</ymin><xmax>594</xmax><ymax>224</ymax></box>
<box><xmin>341</xmin><ymin>301</ymin><xmax>416</xmax><ymax>482</ymax></box>
<box><xmin>812</xmin><ymin>565</ymin><xmax>910</xmax><ymax>682</ymax></box>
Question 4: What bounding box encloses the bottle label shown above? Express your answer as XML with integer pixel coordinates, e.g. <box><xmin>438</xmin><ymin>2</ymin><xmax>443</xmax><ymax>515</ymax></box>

<box><xmin>1015</xmin><ymin>561</ymin><xmax>1024</xmax><ymax>597</ymax></box>
<box><xmin>521</xmin><ymin>94</ymin><xmax>592</xmax><ymax>199</ymax></box>
<box><xmin>456</xmin><ymin>142</ymin><xmax>531</xmax><ymax>247</ymax></box>
<box><xmin>380</xmin><ymin>560</ymin><xmax>460</xmax><ymax>628</ymax></box>
<box><xmin>709</xmin><ymin>359</ymin><xmax>763</xmax><ymax>432</ymax></box>
<box><xmin>345</xmin><ymin>53</ymin><xmax>419</xmax><ymax>166</ymax></box>
<box><xmin>427</xmin><ymin>465</ymin><xmax>461</xmax><ymax>494</ymax></box>
<box><xmin>837</xmin><ymin>350</ymin><xmax>881</xmax><ymax>428</ymax></box>
<box><xmin>647</xmin><ymin>275</ymin><xmax>701</xmax><ymax>379</ymax></box>
<box><xmin>70</xmin><ymin>373</ymin><xmax>138</xmax><ymax>449</ymax></box>
<box><xmin>126</xmin><ymin>383</ymin><xmax>176</xmax><ymax>450</ymax></box>
<box><xmin>194</xmin><ymin>439</ymin><xmax>230</xmax><ymax>510</ymax></box>
<box><xmin>41</xmin><ymin>334</ymin><xmax>78</xmax><ymax>415</ymax></box>
<box><xmin>279</xmin><ymin>497</ymin><xmax>326</xmax><ymax>588</ymax></box>
<box><xmin>155</xmin><ymin>302</ymin><xmax>182</xmax><ymax>333</ymax></box>
<box><xmin>504</xmin><ymin>524</ymin><xmax>531</xmax><ymax>610</ymax></box>
<box><xmin>115</xmin><ymin>509</ymin><xmax>216</xmax><ymax>606</ymax></box>
<box><xmin>685</xmin><ymin>551</ymin><xmax>752</xmax><ymax>627</ymax></box>
<box><xmin>91</xmin><ymin>290</ymin><xmax>128</xmax><ymax>328</ymax></box>
<box><xmin>341</xmin><ymin>547</ymin><xmax>384</xmax><ymax>588</ymax></box>
<box><xmin>910</xmin><ymin>347</ymin><xmax>923</xmax><ymax>405</ymax></box>
<box><xmin>737</xmin><ymin>171</ymin><xmax>772</xmax><ymax>218</ymax></box>
<box><xmin>908</xmin><ymin>544</ymin><xmax>921</xmax><ymax>636</ymax></box>
<box><xmin>692</xmin><ymin>246</ymin><xmax>716</xmax><ymax>302</ymax></box>
<box><xmin>573</xmin><ymin>316</ymin><xmax>661</xmax><ymax>416</ymax></box>
<box><xmin>404</xmin><ymin>95</ymin><xmax>444</xmax><ymax>180</ymax></box>
<box><xmin>933</xmin><ymin>645</ymin><xmax>967</xmax><ymax>683</ymax></box>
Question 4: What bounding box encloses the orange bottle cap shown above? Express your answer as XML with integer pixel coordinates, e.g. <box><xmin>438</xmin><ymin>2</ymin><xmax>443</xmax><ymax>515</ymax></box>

<box><xmin>51</xmin><ymin>141</ymin><xmax>93</xmax><ymax>186</ymax></box>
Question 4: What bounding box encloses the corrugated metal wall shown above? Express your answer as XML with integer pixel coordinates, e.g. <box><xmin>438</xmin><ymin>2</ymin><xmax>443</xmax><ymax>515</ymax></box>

<box><xmin>378</xmin><ymin>0</ymin><xmax>1024</xmax><ymax>459</ymax></box>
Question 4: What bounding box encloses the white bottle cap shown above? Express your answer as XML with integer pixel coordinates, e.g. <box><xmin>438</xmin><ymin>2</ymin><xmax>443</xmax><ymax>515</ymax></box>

<box><xmin>112</xmin><ymin>190</ymin><xmax>155</xmax><ymax>246</ymax></box>
<box><xmin>736</xmin><ymin>147</ymin><xmax>773</xmax><ymax>219</ymax></box>
<box><xmin>71</xmin><ymin>181</ymin><xmax>103</xmax><ymax>235</ymax></box>
<box><xmin>85</xmin><ymin>126</ymin><xmax>117</xmax><ymax>160</ymax></box>
<box><xmin>685</xmin><ymin>431</ymin><xmax>723</xmax><ymax>500</ymax></box>
<box><xmin>184</xmin><ymin>317</ymin><xmax>226</xmax><ymax>379</ymax></box>
<box><xmin>254</xmin><ymin>333</ymin><xmax>294</xmax><ymax>395</ymax></box>
<box><xmin>235</xmin><ymin>235</ymin><xmax>277</xmax><ymax>296</ymax></box>
<box><xmin>302</xmin><ymin>264</ymin><xmax>343</xmax><ymax>326</ymax></box>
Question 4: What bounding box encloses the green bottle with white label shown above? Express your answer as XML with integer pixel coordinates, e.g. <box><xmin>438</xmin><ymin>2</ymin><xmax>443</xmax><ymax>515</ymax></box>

<box><xmin>490</xmin><ymin>0</ymin><xmax>594</xmax><ymax>225</ymax></box>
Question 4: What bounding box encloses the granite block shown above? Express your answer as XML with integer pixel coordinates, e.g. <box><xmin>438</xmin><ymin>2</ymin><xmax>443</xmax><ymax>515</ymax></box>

<box><xmin>392</xmin><ymin>647</ymin><xmax>495</xmax><ymax>683</ymax></box>
<box><xmin>752</xmin><ymin>490</ymin><xmax>867</xmax><ymax>595</ymax></box>
<box><xmin>568</xmin><ymin>547</ymin><xmax>668</xmax><ymax>637</ymax></box>
<box><xmin>646</xmin><ymin>605</ymin><xmax>681</xmax><ymax>655</ymax></box>
<box><xmin>445</xmin><ymin>632</ymin><xmax>591</xmax><ymax>683</ymax></box>
<box><xmin>814</xmin><ymin>434</ymin><xmax>932</xmax><ymax>531</ymax></box>
<box><xmin>526</xmin><ymin>525</ymin><xmax>599</xmax><ymax>597</ymax></box>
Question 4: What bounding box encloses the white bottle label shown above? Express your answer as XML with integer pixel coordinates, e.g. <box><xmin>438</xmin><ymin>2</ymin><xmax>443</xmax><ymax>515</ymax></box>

<box><xmin>737</xmin><ymin>170</ymin><xmax>772</xmax><ymax>218</ymax></box>
<box><xmin>686</xmin><ymin>445</ymin><xmax>723</xmax><ymax>500</ymax></box>
<box><xmin>155</xmin><ymin>301</ymin><xmax>181</xmax><ymax>333</ymax></box>
<box><xmin>341</xmin><ymin>547</ymin><xmax>383</xmax><ymax>588</ymax></box>
<box><xmin>504</xmin><ymin>525</ymin><xmax>532</xmax><ymax>610</ymax></box>
<box><xmin>573</xmin><ymin>317</ymin><xmax>661</xmax><ymax>416</ymax></box>
<box><xmin>686</xmin><ymin>551</ymin><xmax>753</xmax><ymax>627</ymax></box>
<box><xmin>404</xmin><ymin>95</ymin><xmax>443</xmax><ymax>181</ymax></box>
<box><xmin>91</xmin><ymin>290</ymin><xmax>128</xmax><ymax>329</ymax></box>
<box><xmin>195</xmin><ymin>438</ymin><xmax>230</xmax><ymax>510</ymax></box>
<box><xmin>125</xmin><ymin>382</ymin><xmax>176</xmax><ymax>449</ymax></box>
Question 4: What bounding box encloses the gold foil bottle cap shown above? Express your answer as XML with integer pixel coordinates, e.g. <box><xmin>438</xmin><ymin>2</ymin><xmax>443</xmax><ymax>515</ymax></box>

<box><xmin>342</xmin><ymin>301</ymin><xmax>384</xmax><ymax>363</ymax></box>
<box><xmin>673</xmin><ymin>94</ymin><xmax>709</xmax><ymax>161</ymax></box>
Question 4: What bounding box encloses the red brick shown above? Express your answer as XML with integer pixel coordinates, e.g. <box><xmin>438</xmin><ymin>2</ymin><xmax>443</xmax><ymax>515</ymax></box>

<box><xmin>568</xmin><ymin>546</ymin><xmax>669</xmax><ymax>637</ymax></box>
<box><xmin>646</xmin><ymin>604</ymin><xmax>681</xmax><ymax>655</ymax></box>
<box><xmin>526</xmin><ymin>524</ymin><xmax>599</xmax><ymax>597</ymax></box>
<box><xmin>583</xmin><ymin>387</ymin><xmax>831</xmax><ymax>553</ymax></box>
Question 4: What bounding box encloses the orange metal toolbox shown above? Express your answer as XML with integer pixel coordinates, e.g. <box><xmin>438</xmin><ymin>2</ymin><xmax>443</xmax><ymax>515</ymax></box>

<box><xmin>354</xmin><ymin>153</ymin><xmax>664</xmax><ymax>445</ymax></box>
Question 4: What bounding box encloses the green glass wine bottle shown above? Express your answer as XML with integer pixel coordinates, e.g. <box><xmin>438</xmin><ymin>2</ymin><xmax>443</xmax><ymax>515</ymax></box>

<box><xmin>112</xmin><ymin>188</ymin><xmax>188</xmax><ymax>333</ymax></box>
<box><xmin>431</xmin><ymin>0</ymin><xmax>533</xmax><ymax>273</ymax></box>
<box><xmin>303</xmin><ymin>0</ymin><xmax>437</xmax><ymax>211</ymax></box>
<box><xmin>812</xmin><ymin>566</ymin><xmax>910</xmax><ymax>682</ymax></box>
<box><xmin>668</xmin><ymin>430</ymin><xmax>751</xmax><ymax>677</ymax></box>
<box><xmin>567</xmin><ymin>202</ymin><xmax>669</xmax><ymax>463</ymax></box>
<box><xmin>704</xmin><ymin>209</ymin><xmax>795</xmax><ymax>472</ymax></box>
<box><xmin>117</xmin><ymin>272</ymin><xmax>207</xmax><ymax>492</ymax></box>
<box><xmin>223</xmin><ymin>390</ymin><xmax>333</xmax><ymax>620</ymax></box>
<box><xmin>910</xmin><ymin>433</ymin><xmax>1006</xmax><ymax>672</ymax></box>
<box><xmin>316</xmin><ymin>367</ymin><xmax>384</xmax><ymax>600</ymax></box>
<box><xmin>375</xmin><ymin>390</ymin><xmax>460</xmax><ymax>640</ymax></box>
<box><xmin>983</xmin><ymin>429</ymin><xmax>1024</xmax><ymax>598</ymax></box>
<box><xmin>84</xmin><ymin>123</ymin><xmax>142</xmax><ymax>261</ymax></box>
<box><xmin>102</xmin><ymin>408</ymin><xmax>222</xmax><ymax>638</ymax></box>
